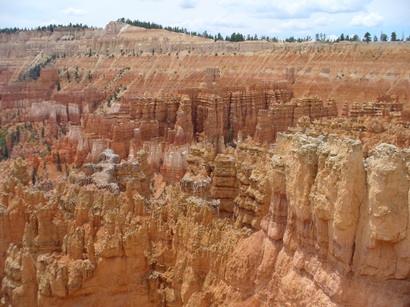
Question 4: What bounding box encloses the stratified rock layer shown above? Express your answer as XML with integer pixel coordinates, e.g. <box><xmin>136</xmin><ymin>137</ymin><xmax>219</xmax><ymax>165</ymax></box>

<box><xmin>1</xmin><ymin>23</ymin><xmax>410</xmax><ymax>307</ymax></box>
<box><xmin>1</xmin><ymin>133</ymin><xmax>409</xmax><ymax>306</ymax></box>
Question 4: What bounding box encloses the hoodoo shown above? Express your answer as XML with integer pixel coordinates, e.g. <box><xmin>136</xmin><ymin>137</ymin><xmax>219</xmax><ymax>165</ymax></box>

<box><xmin>0</xmin><ymin>19</ymin><xmax>409</xmax><ymax>306</ymax></box>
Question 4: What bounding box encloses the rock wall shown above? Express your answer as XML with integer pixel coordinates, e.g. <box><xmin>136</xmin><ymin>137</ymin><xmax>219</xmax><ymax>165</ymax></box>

<box><xmin>1</xmin><ymin>24</ymin><xmax>410</xmax><ymax>129</ymax></box>
<box><xmin>1</xmin><ymin>134</ymin><xmax>409</xmax><ymax>306</ymax></box>
<box><xmin>47</xmin><ymin>90</ymin><xmax>336</xmax><ymax>181</ymax></box>
<box><xmin>1</xmin><ymin>23</ymin><xmax>410</xmax><ymax>307</ymax></box>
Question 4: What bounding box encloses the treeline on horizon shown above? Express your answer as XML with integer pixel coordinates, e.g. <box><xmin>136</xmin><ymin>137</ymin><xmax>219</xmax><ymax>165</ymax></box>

<box><xmin>0</xmin><ymin>23</ymin><xmax>92</xmax><ymax>34</ymax></box>
<box><xmin>118</xmin><ymin>18</ymin><xmax>410</xmax><ymax>43</ymax></box>
<box><xmin>1</xmin><ymin>18</ymin><xmax>410</xmax><ymax>43</ymax></box>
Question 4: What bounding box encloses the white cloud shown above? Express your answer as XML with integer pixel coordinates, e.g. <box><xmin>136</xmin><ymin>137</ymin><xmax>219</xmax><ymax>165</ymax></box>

<box><xmin>350</xmin><ymin>12</ymin><xmax>383</xmax><ymax>27</ymax></box>
<box><xmin>209</xmin><ymin>20</ymin><xmax>246</xmax><ymax>29</ymax></box>
<box><xmin>218</xmin><ymin>0</ymin><xmax>369</xmax><ymax>19</ymax></box>
<box><xmin>182</xmin><ymin>15</ymin><xmax>246</xmax><ymax>28</ymax></box>
<box><xmin>63</xmin><ymin>7</ymin><xmax>87</xmax><ymax>16</ymax></box>
<box><xmin>270</xmin><ymin>15</ymin><xmax>331</xmax><ymax>33</ymax></box>
<box><xmin>180</xmin><ymin>0</ymin><xmax>198</xmax><ymax>9</ymax></box>
<box><xmin>41</xmin><ymin>18</ymin><xmax>58</xmax><ymax>25</ymax></box>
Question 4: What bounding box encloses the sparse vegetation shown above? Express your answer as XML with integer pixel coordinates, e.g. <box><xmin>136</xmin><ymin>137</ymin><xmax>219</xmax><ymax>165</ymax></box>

<box><xmin>380</xmin><ymin>33</ymin><xmax>388</xmax><ymax>41</ymax></box>
<box><xmin>19</xmin><ymin>54</ymin><xmax>56</xmax><ymax>81</ymax></box>
<box><xmin>391</xmin><ymin>32</ymin><xmax>397</xmax><ymax>42</ymax></box>
<box><xmin>0</xmin><ymin>23</ymin><xmax>91</xmax><ymax>34</ymax></box>
<box><xmin>363</xmin><ymin>32</ymin><xmax>371</xmax><ymax>43</ymax></box>
<box><xmin>2</xmin><ymin>19</ymin><xmax>408</xmax><ymax>44</ymax></box>
<box><xmin>0</xmin><ymin>129</ymin><xmax>8</xmax><ymax>160</ymax></box>
<box><xmin>117</xmin><ymin>18</ymin><xmax>282</xmax><ymax>42</ymax></box>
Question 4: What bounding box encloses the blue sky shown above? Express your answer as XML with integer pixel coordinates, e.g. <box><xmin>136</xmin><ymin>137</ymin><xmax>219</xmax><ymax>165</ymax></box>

<box><xmin>0</xmin><ymin>0</ymin><xmax>409</xmax><ymax>38</ymax></box>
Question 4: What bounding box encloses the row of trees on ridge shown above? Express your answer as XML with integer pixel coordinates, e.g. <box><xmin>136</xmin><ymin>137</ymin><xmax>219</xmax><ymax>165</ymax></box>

<box><xmin>1</xmin><ymin>18</ymin><xmax>409</xmax><ymax>43</ymax></box>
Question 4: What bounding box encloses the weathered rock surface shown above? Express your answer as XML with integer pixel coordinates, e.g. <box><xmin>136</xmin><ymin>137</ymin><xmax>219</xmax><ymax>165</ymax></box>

<box><xmin>1</xmin><ymin>134</ymin><xmax>409</xmax><ymax>306</ymax></box>
<box><xmin>1</xmin><ymin>23</ymin><xmax>410</xmax><ymax>307</ymax></box>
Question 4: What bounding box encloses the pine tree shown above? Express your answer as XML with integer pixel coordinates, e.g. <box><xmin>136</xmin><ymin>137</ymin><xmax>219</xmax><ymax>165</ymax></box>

<box><xmin>31</xmin><ymin>168</ymin><xmax>37</xmax><ymax>185</ymax></box>
<box><xmin>380</xmin><ymin>33</ymin><xmax>388</xmax><ymax>41</ymax></box>
<box><xmin>56</xmin><ymin>152</ymin><xmax>62</xmax><ymax>172</ymax></box>
<box><xmin>391</xmin><ymin>32</ymin><xmax>397</xmax><ymax>41</ymax></box>
<box><xmin>13</xmin><ymin>126</ymin><xmax>20</xmax><ymax>145</ymax></box>
<box><xmin>3</xmin><ymin>146</ymin><xmax>8</xmax><ymax>159</ymax></box>
<box><xmin>363</xmin><ymin>32</ymin><xmax>371</xmax><ymax>43</ymax></box>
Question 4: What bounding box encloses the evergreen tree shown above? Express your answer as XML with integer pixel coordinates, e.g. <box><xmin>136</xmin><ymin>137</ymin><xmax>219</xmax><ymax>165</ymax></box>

<box><xmin>74</xmin><ymin>67</ymin><xmax>80</xmax><ymax>81</ymax></box>
<box><xmin>56</xmin><ymin>152</ymin><xmax>62</xmax><ymax>172</ymax></box>
<box><xmin>229</xmin><ymin>32</ymin><xmax>244</xmax><ymax>42</ymax></box>
<box><xmin>15</xmin><ymin>126</ymin><xmax>20</xmax><ymax>144</ymax></box>
<box><xmin>391</xmin><ymin>31</ymin><xmax>397</xmax><ymax>41</ymax></box>
<box><xmin>373</xmin><ymin>35</ymin><xmax>378</xmax><ymax>42</ymax></box>
<box><xmin>380</xmin><ymin>33</ymin><xmax>388</xmax><ymax>41</ymax></box>
<box><xmin>31</xmin><ymin>168</ymin><xmax>37</xmax><ymax>185</ymax></box>
<box><xmin>363</xmin><ymin>32</ymin><xmax>371</xmax><ymax>43</ymax></box>
<box><xmin>3</xmin><ymin>146</ymin><xmax>8</xmax><ymax>159</ymax></box>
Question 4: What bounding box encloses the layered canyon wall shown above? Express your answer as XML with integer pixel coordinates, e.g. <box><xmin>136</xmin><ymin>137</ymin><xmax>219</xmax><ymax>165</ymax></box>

<box><xmin>1</xmin><ymin>22</ymin><xmax>410</xmax><ymax>307</ymax></box>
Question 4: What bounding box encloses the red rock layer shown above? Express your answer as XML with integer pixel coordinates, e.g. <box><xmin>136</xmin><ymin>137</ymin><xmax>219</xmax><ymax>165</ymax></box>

<box><xmin>1</xmin><ymin>135</ymin><xmax>409</xmax><ymax>306</ymax></box>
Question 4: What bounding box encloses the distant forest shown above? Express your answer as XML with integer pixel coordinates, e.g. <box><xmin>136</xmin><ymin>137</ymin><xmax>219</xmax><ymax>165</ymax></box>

<box><xmin>0</xmin><ymin>23</ymin><xmax>91</xmax><ymax>34</ymax></box>
<box><xmin>118</xmin><ymin>18</ymin><xmax>410</xmax><ymax>43</ymax></box>
<box><xmin>1</xmin><ymin>18</ymin><xmax>410</xmax><ymax>43</ymax></box>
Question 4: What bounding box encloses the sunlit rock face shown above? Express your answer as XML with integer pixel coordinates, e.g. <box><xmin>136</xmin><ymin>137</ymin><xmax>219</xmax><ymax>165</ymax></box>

<box><xmin>1</xmin><ymin>22</ymin><xmax>410</xmax><ymax>307</ymax></box>
<box><xmin>1</xmin><ymin>134</ymin><xmax>409</xmax><ymax>306</ymax></box>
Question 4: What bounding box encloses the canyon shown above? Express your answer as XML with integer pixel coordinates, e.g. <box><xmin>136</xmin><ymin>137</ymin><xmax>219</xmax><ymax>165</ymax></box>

<box><xmin>0</xmin><ymin>22</ymin><xmax>410</xmax><ymax>306</ymax></box>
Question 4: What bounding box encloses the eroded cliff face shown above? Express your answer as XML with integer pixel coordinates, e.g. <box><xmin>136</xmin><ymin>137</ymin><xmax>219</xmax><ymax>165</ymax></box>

<box><xmin>1</xmin><ymin>24</ymin><xmax>409</xmax><ymax>181</ymax></box>
<box><xmin>1</xmin><ymin>133</ymin><xmax>409</xmax><ymax>307</ymax></box>
<box><xmin>1</xmin><ymin>23</ymin><xmax>410</xmax><ymax>307</ymax></box>
<box><xmin>1</xmin><ymin>22</ymin><xmax>410</xmax><ymax>129</ymax></box>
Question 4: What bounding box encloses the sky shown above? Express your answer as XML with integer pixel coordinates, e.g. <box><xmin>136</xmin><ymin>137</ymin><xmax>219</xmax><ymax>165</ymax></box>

<box><xmin>0</xmin><ymin>0</ymin><xmax>409</xmax><ymax>39</ymax></box>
